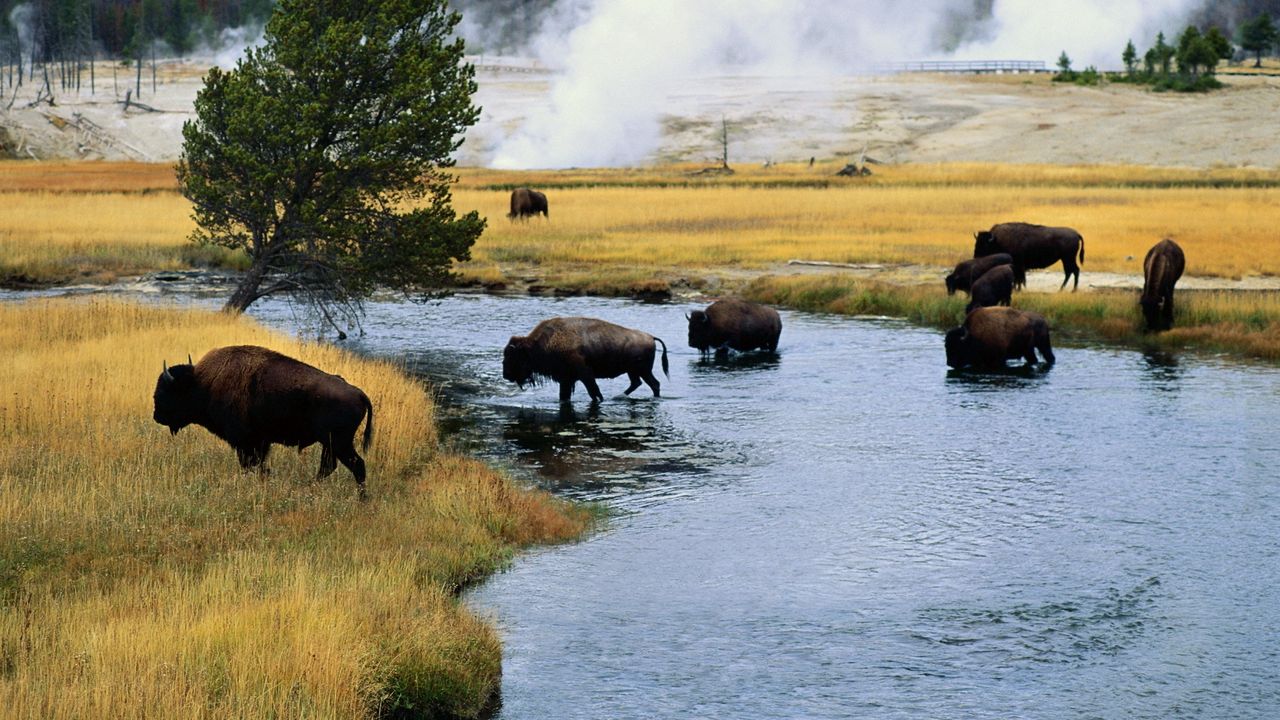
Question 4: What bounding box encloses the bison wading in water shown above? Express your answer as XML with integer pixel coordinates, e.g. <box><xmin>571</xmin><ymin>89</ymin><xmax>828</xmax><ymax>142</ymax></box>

<box><xmin>973</xmin><ymin>222</ymin><xmax>1084</xmax><ymax>291</ymax></box>
<box><xmin>964</xmin><ymin>264</ymin><xmax>1015</xmax><ymax>314</ymax></box>
<box><xmin>1141</xmin><ymin>238</ymin><xmax>1186</xmax><ymax>332</ymax></box>
<box><xmin>504</xmin><ymin>317</ymin><xmax>669</xmax><ymax>403</ymax></box>
<box><xmin>508</xmin><ymin>187</ymin><xmax>548</xmax><ymax>220</ymax></box>
<box><xmin>945</xmin><ymin>253</ymin><xmax>1012</xmax><ymax>295</ymax></box>
<box><xmin>945</xmin><ymin>306</ymin><xmax>1055</xmax><ymax>370</ymax></box>
<box><xmin>153</xmin><ymin>346</ymin><xmax>374</xmax><ymax>498</ymax></box>
<box><xmin>687</xmin><ymin>298</ymin><xmax>782</xmax><ymax>357</ymax></box>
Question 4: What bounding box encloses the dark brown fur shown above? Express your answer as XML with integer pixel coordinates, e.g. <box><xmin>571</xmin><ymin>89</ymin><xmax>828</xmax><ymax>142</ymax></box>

<box><xmin>945</xmin><ymin>253</ymin><xmax>1012</xmax><ymax>295</ymax></box>
<box><xmin>964</xmin><ymin>264</ymin><xmax>1015</xmax><ymax>314</ymax></box>
<box><xmin>687</xmin><ymin>298</ymin><xmax>782</xmax><ymax>356</ymax></box>
<box><xmin>508</xmin><ymin>187</ymin><xmax>549</xmax><ymax>220</ymax></box>
<box><xmin>945</xmin><ymin>306</ymin><xmax>1055</xmax><ymax>369</ymax></box>
<box><xmin>504</xmin><ymin>317</ymin><xmax>668</xmax><ymax>403</ymax></box>
<box><xmin>153</xmin><ymin>346</ymin><xmax>373</xmax><ymax>497</ymax></box>
<box><xmin>973</xmin><ymin>222</ymin><xmax>1084</xmax><ymax>291</ymax></box>
<box><xmin>1140</xmin><ymin>238</ymin><xmax>1186</xmax><ymax>332</ymax></box>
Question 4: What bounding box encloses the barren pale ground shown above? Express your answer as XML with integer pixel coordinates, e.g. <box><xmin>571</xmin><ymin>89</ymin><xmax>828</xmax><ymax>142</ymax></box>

<box><xmin>3</xmin><ymin>58</ymin><xmax>1279</xmax><ymax>167</ymax></box>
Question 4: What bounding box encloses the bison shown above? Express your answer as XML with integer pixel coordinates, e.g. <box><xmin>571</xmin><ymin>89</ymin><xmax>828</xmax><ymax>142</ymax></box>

<box><xmin>687</xmin><ymin>298</ymin><xmax>782</xmax><ymax>357</ymax></box>
<box><xmin>503</xmin><ymin>317</ymin><xmax>669</xmax><ymax>403</ymax></box>
<box><xmin>964</xmin><ymin>264</ymin><xmax>1015</xmax><ymax>314</ymax></box>
<box><xmin>153</xmin><ymin>345</ymin><xmax>374</xmax><ymax>498</ymax></box>
<box><xmin>945</xmin><ymin>253</ymin><xmax>1012</xmax><ymax>295</ymax></box>
<box><xmin>944</xmin><ymin>306</ymin><xmax>1055</xmax><ymax>370</ymax></box>
<box><xmin>1140</xmin><ymin>238</ymin><xmax>1186</xmax><ymax>332</ymax></box>
<box><xmin>508</xmin><ymin>187</ymin><xmax>549</xmax><ymax>220</ymax></box>
<box><xmin>973</xmin><ymin>222</ymin><xmax>1084</xmax><ymax>291</ymax></box>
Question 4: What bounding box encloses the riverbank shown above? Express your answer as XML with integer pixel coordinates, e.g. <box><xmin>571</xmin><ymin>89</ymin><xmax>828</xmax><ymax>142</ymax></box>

<box><xmin>0</xmin><ymin>298</ymin><xmax>591</xmax><ymax>718</ymax></box>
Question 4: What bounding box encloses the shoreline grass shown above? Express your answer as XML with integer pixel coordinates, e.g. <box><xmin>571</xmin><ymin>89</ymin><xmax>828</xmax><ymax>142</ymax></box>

<box><xmin>0</xmin><ymin>298</ymin><xmax>591</xmax><ymax>718</ymax></box>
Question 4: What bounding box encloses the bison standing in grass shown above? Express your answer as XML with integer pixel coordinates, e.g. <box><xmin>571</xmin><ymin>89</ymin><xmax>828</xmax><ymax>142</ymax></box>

<box><xmin>964</xmin><ymin>265</ymin><xmax>1015</xmax><ymax>314</ymax></box>
<box><xmin>153</xmin><ymin>345</ymin><xmax>374</xmax><ymax>498</ymax></box>
<box><xmin>508</xmin><ymin>187</ymin><xmax>549</xmax><ymax>220</ymax></box>
<box><xmin>1140</xmin><ymin>238</ymin><xmax>1186</xmax><ymax>332</ymax></box>
<box><xmin>945</xmin><ymin>306</ymin><xmax>1055</xmax><ymax>370</ymax></box>
<box><xmin>687</xmin><ymin>298</ymin><xmax>782</xmax><ymax>357</ymax></box>
<box><xmin>945</xmin><ymin>253</ymin><xmax>1012</xmax><ymax>295</ymax></box>
<box><xmin>504</xmin><ymin>317</ymin><xmax>669</xmax><ymax>403</ymax></box>
<box><xmin>974</xmin><ymin>222</ymin><xmax>1084</xmax><ymax>291</ymax></box>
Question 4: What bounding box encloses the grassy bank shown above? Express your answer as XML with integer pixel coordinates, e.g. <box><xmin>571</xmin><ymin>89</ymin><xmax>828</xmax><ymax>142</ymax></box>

<box><xmin>745</xmin><ymin>274</ymin><xmax>1280</xmax><ymax>362</ymax></box>
<box><xmin>0</xmin><ymin>299</ymin><xmax>590</xmax><ymax>718</ymax></box>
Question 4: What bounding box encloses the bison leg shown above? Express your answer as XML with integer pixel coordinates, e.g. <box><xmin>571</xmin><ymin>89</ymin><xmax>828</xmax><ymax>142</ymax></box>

<box><xmin>581</xmin><ymin>377</ymin><xmax>604</xmax><ymax>403</ymax></box>
<box><xmin>317</xmin><ymin>442</ymin><xmax>338</xmax><ymax>479</ymax></box>
<box><xmin>1162</xmin><ymin>292</ymin><xmax>1175</xmax><ymax>330</ymax></box>
<box><xmin>558</xmin><ymin>380</ymin><xmax>576</xmax><ymax>403</ymax></box>
<box><xmin>1061</xmin><ymin>259</ymin><xmax>1081</xmax><ymax>292</ymax></box>
<box><xmin>332</xmin><ymin>436</ymin><xmax>367</xmax><ymax>500</ymax></box>
<box><xmin>237</xmin><ymin>444</ymin><xmax>271</xmax><ymax>474</ymax></box>
<box><xmin>641</xmin><ymin>371</ymin><xmax>661</xmax><ymax>398</ymax></box>
<box><xmin>624</xmin><ymin>372</ymin><xmax>643</xmax><ymax>395</ymax></box>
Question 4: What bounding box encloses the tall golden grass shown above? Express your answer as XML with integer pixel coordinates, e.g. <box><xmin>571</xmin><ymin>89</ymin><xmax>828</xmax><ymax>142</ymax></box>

<box><xmin>0</xmin><ymin>299</ymin><xmax>588</xmax><ymax>718</ymax></box>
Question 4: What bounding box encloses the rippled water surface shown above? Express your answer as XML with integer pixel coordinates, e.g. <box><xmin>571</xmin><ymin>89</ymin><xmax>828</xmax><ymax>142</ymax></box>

<box><xmin>26</xmin><ymin>287</ymin><xmax>1272</xmax><ymax>719</ymax></box>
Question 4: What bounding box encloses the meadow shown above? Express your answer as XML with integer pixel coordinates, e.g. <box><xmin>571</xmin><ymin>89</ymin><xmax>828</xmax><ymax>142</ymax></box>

<box><xmin>0</xmin><ymin>299</ymin><xmax>589</xmax><ymax>718</ymax></box>
<box><xmin>2</xmin><ymin>160</ymin><xmax>1280</xmax><ymax>358</ymax></box>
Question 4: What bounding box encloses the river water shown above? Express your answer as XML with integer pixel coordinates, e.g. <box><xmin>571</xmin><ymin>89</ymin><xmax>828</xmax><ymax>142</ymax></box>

<box><xmin>12</xmin><ymin>288</ymin><xmax>1279</xmax><ymax>718</ymax></box>
<box><xmin>249</xmin><ymin>293</ymin><xmax>1278</xmax><ymax>720</ymax></box>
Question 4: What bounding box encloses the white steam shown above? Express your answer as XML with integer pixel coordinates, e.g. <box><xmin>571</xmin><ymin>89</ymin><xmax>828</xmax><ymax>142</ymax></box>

<box><xmin>488</xmin><ymin>0</ymin><xmax>1204</xmax><ymax>169</ymax></box>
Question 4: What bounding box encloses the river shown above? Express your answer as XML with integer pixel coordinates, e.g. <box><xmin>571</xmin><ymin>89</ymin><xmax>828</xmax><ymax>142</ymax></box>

<box><xmin>249</xmin><ymin>293</ymin><xmax>1279</xmax><ymax>720</ymax></box>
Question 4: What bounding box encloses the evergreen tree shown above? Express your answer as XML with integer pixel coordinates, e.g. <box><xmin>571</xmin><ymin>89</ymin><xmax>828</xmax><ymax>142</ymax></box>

<box><xmin>177</xmin><ymin>0</ymin><xmax>485</xmax><ymax>326</ymax></box>
<box><xmin>1240</xmin><ymin>12</ymin><xmax>1277</xmax><ymax>67</ymax></box>
<box><xmin>1123</xmin><ymin>39</ymin><xmax>1137</xmax><ymax>75</ymax></box>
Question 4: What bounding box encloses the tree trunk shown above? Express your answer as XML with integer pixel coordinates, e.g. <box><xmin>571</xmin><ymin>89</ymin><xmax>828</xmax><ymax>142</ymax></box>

<box><xmin>224</xmin><ymin>258</ymin><xmax>269</xmax><ymax>313</ymax></box>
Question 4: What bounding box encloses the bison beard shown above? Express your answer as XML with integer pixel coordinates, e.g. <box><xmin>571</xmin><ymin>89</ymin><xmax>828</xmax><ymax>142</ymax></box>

<box><xmin>153</xmin><ymin>345</ymin><xmax>374</xmax><ymax>499</ymax></box>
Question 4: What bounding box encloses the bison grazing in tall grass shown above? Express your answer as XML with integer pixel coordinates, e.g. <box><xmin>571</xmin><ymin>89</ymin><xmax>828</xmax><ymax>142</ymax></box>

<box><xmin>508</xmin><ymin>187</ymin><xmax>549</xmax><ymax>220</ymax></box>
<box><xmin>153</xmin><ymin>346</ymin><xmax>374</xmax><ymax>498</ymax></box>
<box><xmin>1140</xmin><ymin>238</ymin><xmax>1186</xmax><ymax>332</ymax></box>
<box><xmin>504</xmin><ymin>317</ymin><xmax>669</xmax><ymax>403</ymax></box>
<box><xmin>945</xmin><ymin>306</ymin><xmax>1055</xmax><ymax>370</ymax></box>
<box><xmin>687</xmin><ymin>298</ymin><xmax>782</xmax><ymax>357</ymax></box>
<box><xmin>945</xmin><ymin>253</ymin><xmax>1012</xmax><ymax>295</ymax></box>
<box><xmin>973</xmin><ymin>222</ymin><xmax>1084</xmax><ymax>291</ymax></box>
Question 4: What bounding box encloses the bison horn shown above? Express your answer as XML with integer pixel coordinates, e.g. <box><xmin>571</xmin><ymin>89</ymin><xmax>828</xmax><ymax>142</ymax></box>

<box><xmin>685</xmin><ymin>312</ymin><xmax>691</xmax><ymax>321</ymax></box>
<box><xmin>187</xmin><ymin>353</ymin><xmax>193</xmax><ymax>366</ymax></box>
<box><xmin>162</xmin><ymin>361</ymin><xmax>173</xmax><ymax>382</ymax></box>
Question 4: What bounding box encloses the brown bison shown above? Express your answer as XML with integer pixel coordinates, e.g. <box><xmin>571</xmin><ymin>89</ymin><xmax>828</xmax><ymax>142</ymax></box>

<box><xmin>687</xmin><ymin>298</ymin><xmax>782</xmax><ymax>356</ymax></box>
<box><xmin>973</xmin><ymin>222</ymin><xmax>1084</xmax><ymax>291</ymax></box>
<box><xmin>945</xmin><ymin>306</ymin><xmax>1055</xmax><ymax>369</ymax></box>
<box><xmin>153</xmin><ymin>346</ymin><xmax>374</xmax><ymax>498</ymax></box>
<box><xmin>504</xmin><ymin>317</ymin><xmax>669</xmax><ymax>403</ymax></box>
<box><xmin>964</xmin><ymin>264</ymin><xmax>1015</xmax><ymax>314</ymax></box>
<box><xmin>945</xmin><ymin>253</ymin><xmax>1013</xmax><ymax>295</ymax></box>
<box><xmin>508</xmin><ymin>187</ymin><xmax>549</xmax><ymax>220</ymax></box>
<box><xmin>1140</xmin><ymin>238</ymin><xmax>1186</xmax><ymax>332</ymax></box>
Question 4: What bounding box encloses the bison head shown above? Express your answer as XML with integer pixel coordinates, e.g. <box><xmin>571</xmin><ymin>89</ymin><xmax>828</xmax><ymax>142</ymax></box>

<box><xmin>973</xmin><ymin>230</ymin><xmax>999</xmax><ymax>258</ymax></box>
<box><xmin>686</xmin><ymin>310</ymin><xmax>713</xmax><ymax>351</ymax></box>
<box><xmin>1139</xmin><ymin>296</ymin><xmax>1163</xmax><ymax>332</ymax></box>
<box><xmin>944</xmin><ymin>327</ymin><xmax>972</xmax><ymax>369</ymax></box>
<box><xmin>502</xmin><ymin>337</ymin><xmax>537</xmax><ymax>388</ymax></box>
<box><xmin>153</xmin><ymin>360</ymin><xmax>199</xmax><ymax>435</ymax></box>
<box><xmin>944</xmin><ymin>272</ymin><xmax>959</xmax><ymax>295</ymax></box>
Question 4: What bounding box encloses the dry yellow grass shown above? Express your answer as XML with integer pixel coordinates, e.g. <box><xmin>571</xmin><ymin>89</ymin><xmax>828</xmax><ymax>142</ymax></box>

<box><xmin>0</xmin><ymin>299</ymin><xmax>588</xmax><ymax>718</ymax></box>
<box><xmin>6</xmin><ymin>160</ymin><xmax>1280</xmax><ymax>287</ymax></box>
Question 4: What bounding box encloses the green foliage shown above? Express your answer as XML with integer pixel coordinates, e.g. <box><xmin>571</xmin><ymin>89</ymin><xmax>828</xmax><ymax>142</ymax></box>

<box><xmin>177</xmin><ymin>0</ymin><xmax>486</xmax><ymax>321</ymax></box>
<box><xmin>1240</xmin><ymin>12</ymin><xmax>1277</xmax><ymax>66</ymax></box>
<box><xmin>1123</xmin><ymin>39</ymin><xmax>1137</xmax><ymax>75</ymax></box>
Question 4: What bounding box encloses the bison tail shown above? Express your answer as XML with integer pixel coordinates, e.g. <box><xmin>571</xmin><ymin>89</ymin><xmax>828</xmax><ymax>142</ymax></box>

<box><xmin>361</xmin><ymin>394</ymin><xmax>374</xmax><ymax>452</ymax></box>
<box><xmin>1079</xmin><ymin>235</ymin><xmax>1085</xmax><ymax>265</ymax></box>
<box><xmin>655</xmin><ymin>337</ymin><xmax>669</xmax><ymax>379</ymax></box>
